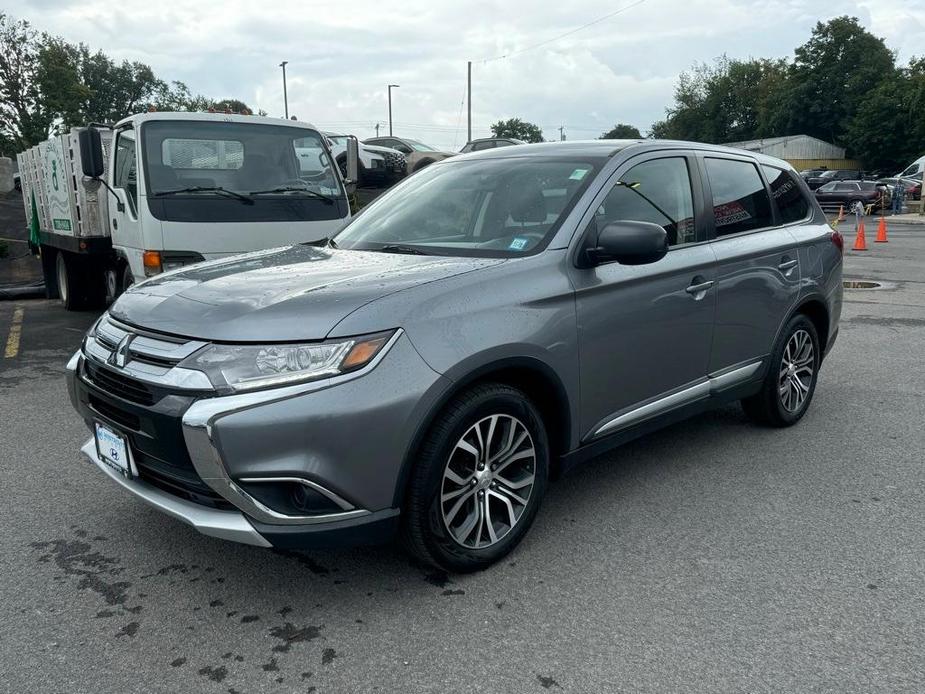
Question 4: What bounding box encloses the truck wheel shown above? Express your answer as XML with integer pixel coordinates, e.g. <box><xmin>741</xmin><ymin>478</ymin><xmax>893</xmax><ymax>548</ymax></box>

<box><xmin>121</xmin><ymin>265</ymin><xmax>135</xmax><ymax>293</ymax></box>
<box><xmin>56</xmin><ymin>252</ymin><xmax>84</xmax><ymax>311</ymax></box>
<box><xmin>401</xmin><ymin>383</ymin><xmax>549</xmax><ymax>572</ymax></box>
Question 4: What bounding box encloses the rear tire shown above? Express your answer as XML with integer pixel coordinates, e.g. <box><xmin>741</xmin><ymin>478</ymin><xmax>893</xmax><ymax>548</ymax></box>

<box><xmin>401</xmin><ymin>383</ymin><xmax>549</xmax><ymax>573</ymax></box>
<box><xmin>56</xmin><ymin>252</ymin><xmax>84</xmax><ymax>311</ymax></box>
<box><xmin>742</xmin><ymin>314</ymin><xmax>820</xmax><ymax>427</ymax></box>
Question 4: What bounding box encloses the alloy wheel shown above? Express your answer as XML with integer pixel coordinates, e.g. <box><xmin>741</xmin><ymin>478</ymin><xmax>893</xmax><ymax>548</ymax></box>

<box><xmin>779</xmin><ymin>329</ymin><xmax>814</xmax><ymax>412</ymax></box>
<box><xmin>440</xmin><ymin>414</ymin><xmax>536</xmax><ymax>549</ymax></box>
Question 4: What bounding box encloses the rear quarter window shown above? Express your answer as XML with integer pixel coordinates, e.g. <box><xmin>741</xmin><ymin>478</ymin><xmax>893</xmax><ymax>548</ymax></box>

<box><xmin>705</xmin><ymin>158</ymin><xmax>773</xmax><ymax>236</ymax></box>
<box><xmin>762</xmin><ymin>165</ymin><xmax>810</xmax><ymax>224</ymax></box>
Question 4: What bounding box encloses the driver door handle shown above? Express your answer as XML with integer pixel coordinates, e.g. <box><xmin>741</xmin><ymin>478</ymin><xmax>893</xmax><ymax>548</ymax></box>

<box><xmin>685</xmin><ymin>280</ymin><xmax>714</xmax><ymax>295</ymax></box>
<box><xmin>778</xmin><ymin>259</ymin><xmax>798</xmax><ymax>272</ymax></box>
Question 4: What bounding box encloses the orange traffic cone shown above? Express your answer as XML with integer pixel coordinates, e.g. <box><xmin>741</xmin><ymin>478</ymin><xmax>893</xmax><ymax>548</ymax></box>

<box><xmin>837</xmin><ymin>205</ymin><xmax>846</xmax><ymax>222</ymax></box>
<box><xmin>852</xmin><ymin>220</ymin><xmax>867</xmax><ymax>251</ymax></box>
<box><xmin>875</xmin><ymin>216</ymin><xmax>888</xmax><ymax>243</ymax></box>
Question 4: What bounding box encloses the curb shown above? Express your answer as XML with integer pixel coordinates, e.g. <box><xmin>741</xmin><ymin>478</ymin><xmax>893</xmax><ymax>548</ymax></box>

<box><xmin>0</xmin><ymin>284</ymin><xmax>45</xmax><ymax>300</ymax></box>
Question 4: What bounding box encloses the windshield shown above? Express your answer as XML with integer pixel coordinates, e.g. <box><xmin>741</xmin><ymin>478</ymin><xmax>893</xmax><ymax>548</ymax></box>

<box><xmin>142</xmin><ymin>120</ymin><xmax>347</xmax><ymax>223</ymax></box>
<box><xmin>819</xmin><ymin>170</ymin><xmax>838</xmax><ymax>178</ymax></box>
<box><xmin>334</xmin><ymin>157</ymin><xmax>602</xmax><ymax>257</ymax></box>
<box><xmin>405</xmin><ymin>139</ymin><xmax>437</xmax><ymax>152</ymax></box>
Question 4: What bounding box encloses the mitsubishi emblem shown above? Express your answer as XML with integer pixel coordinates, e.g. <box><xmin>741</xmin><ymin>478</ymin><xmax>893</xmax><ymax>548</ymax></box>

<box><xmin>108</xmin><ymin>334</ymin><xmax>134</xmax><ymax>368</ymax></box>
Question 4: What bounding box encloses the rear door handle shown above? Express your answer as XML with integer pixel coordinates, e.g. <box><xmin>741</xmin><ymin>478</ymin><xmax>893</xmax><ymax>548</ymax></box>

<box><xmin>778</xmin><ymin>259</ymin><xmax>798</xmax><ymax>271</ymax></box>
<box><xmin>685</xmin><ymin>280</ymin><xmax>714</xmax><ymax>295</ymax></box>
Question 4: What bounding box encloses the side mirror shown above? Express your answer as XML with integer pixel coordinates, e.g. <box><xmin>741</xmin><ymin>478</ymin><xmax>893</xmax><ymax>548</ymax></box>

<box><xmin>78</xmin><ymin>128</ymin><xmax>105</xmax><ymax>178</ymax></box>
<box><xmin>585</xmin><ymin>221</ymin><xmax>669</xmax><ymax>267</ymax></box>
<box><xmin>345</xmin><ymin>137</ymin><xmax>359</xmax><ymax>193</ymax></box>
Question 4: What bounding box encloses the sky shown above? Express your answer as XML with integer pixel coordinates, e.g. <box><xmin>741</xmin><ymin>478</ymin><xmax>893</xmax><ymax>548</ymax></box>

<box><xmin>8</xmin><ymin>0</ymin><xmax>925</xmax><ymax>150</ymax></box>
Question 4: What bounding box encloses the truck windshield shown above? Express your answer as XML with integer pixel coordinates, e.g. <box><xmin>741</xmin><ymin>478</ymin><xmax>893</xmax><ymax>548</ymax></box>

<box><xmin>333</xmin><ymin>157</ymin><xmax>602</xmax><ymax>257</ymax></box>
<box><xmin>142</xmin><ymin>120</ymin><xmax>348</xmax><ymax>224</ymax></box>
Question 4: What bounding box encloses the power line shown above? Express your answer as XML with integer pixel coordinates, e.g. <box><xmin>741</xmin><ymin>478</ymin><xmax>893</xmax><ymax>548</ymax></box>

<box><xmin>479</xmin><ymin>0</ymin><xmax>650</xmax><ymax>63</ymax></box>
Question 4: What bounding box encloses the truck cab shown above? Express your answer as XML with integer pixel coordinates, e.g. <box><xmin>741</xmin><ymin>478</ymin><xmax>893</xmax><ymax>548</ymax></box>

<box><xmin>18</xmin><ymin>112</ymin><xmax>357</xmax><ymax>309</ymax></box>
<box><xmin>105</xmin><ymin>112</ymin><xmax>352</xmax><ymax>291</ymax></box>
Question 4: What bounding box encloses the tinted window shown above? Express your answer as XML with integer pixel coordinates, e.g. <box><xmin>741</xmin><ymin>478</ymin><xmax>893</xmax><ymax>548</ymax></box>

<box><xmin>596</xmin><ymin>157</ymin><xmax>696</xmax><ymax>246</ymax></box>
<box><xmin>113</xmin><ymin>129</ymin><xmax>138</xmax><ymax>214</ymax></box>
<box><xmin>762</xmin><ymin>166</ymin><xmax>809</xmax><ymax>224</ymax></box>
<box><xmin>705</xmin><ymin>158</ymin><xmax>773</xmax><ymax>236</ymax></box>
<box><xmin>471</xmin><ymin>141</ymin><xmax>495</xmax><ymax>151</ymax></box>
<box><xmin>834</xmin><ymin>182</ymin><xmax>858</xmax><ymax>192</ymax></box>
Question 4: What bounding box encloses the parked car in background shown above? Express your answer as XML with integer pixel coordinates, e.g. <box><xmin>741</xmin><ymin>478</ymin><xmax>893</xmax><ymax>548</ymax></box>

<box><xmin>324</xmin><ymin>132</ymin><xmax>405</xmax><ymax>187</ymax></box>
<box><xmin>896</xmin><ymin>155</ymin><xmax>925</xmax><ymax>179</ymax></box>
<box><xmin>799</xmin><ymin>168</ymin><xmax>827</xmax><ymax>180</ymax></box>
<box><xmin>814</xmin><ymin>180</ymin><xmax>884</xmax><ymax>213</ymax></box>
<box><xmin>66</xmin><ymin>140</ymin><xmax>842</xmax><ymax>572</ymax></box>
<box><xmin>877</xmin><ymin>176</ymin><xmax>922</xmax><ymax>202</ymax></box>
<box><xmin>363</xmin><ymin>136</ymin><xmax>455</xmax><ymax>174</ymax></box>
<box><xmin>805</xmin><ymin>169</ymin><xmax>863</xmax><ymax>190</ymax></box>
<box><xmin>459</xmin><ymin>137</ymin><xmax>525</xmax><ymax>153</ymax></box>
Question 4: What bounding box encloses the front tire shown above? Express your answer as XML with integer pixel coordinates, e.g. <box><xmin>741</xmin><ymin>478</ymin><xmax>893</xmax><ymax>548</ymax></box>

<box><xmin>742</xmin><ymin>314</ymin><xmax>820</xmax><ymax>427</ymax></box>
<box><xmin>402</xmin><ymin>384</ymin><xmax>549</xmax><ymax>572</ymax></box>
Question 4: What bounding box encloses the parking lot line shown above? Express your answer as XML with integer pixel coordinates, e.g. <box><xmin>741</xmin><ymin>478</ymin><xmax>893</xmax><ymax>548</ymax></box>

<box><xmin>4</xmin><ymin>306</ymin><xmax>24</xmax><ymax>358</ymax></box>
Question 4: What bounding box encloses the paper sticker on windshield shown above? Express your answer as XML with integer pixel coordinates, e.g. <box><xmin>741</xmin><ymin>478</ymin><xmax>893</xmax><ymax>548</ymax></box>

<box><xmin>509</xmin><ymin>237</ymin><xmax>529</xmax><ymax>251</ymax></box>
<box><xmin>569</xmin><ymin>168</ymin><xmax>590</xmax><ymax>181</ymax></box>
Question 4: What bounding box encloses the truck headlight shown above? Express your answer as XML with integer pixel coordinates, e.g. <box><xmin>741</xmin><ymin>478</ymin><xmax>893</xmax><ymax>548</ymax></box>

<box><xmin>182</xmin><ymin>331</ymin><xmax>395</xmax><ymax>392</ymax></box>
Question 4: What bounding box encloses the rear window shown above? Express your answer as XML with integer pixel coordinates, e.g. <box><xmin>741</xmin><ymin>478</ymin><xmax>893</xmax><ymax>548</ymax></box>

<box><xmin>705</xmin><ymin>158</ymin><xmax>773</xmax><ymax>236</ymax></box>
<box><xmin>762</xmin><ymin>165</ymin><xmax>810</xmax><ymax>224</ymax></box>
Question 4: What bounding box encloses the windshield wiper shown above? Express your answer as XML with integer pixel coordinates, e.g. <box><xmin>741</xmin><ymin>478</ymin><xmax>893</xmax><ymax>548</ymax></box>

<box><xmin>248</xmin><ymin>186</ymin><xmax>336</xmax><ymax>204</ymax></box>
<box><xmin>377</xmin><ymin>244</ymin><xmax>430</xmax><ymax>255</ymax></box>
<box><xmin>152</xmin><ymin>186</ymin><xmax>254</xmax><ymax>204</ymax></box>
<box><xmin>302</xmin><ymin>236</ymin><xmax>338</xmax><ymax>248</ymax></box>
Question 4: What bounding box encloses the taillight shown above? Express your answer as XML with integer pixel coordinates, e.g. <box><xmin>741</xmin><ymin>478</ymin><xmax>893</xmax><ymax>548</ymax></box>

<box><xmin>830</xmin><ymin>230</ymin><xmax>844</xmax><ymax>255</ymax></box>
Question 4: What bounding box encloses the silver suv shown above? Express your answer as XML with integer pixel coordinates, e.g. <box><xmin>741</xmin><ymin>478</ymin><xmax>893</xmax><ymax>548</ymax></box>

<box><xmin>67</xmin><ymin>140</ymin><xmax>843</xmax><ymax>572</ymax></box>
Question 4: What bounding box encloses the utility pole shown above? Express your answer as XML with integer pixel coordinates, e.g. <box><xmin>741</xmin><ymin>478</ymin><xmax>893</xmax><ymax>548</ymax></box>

<box><xmin>467</xmin><ymin>61</ymin><xmax>472</xmax><ymax>144</ymax></box>
<box><xmin>279</xmin><ymin>61</ymin><xmax>289</xmax><ymax>119</ymax></box>
<box><xmin>388</xmin><ymin>84</ymin><xmax>400</xmax><ymax>136</ymax></box>
<box><xmin>375</xmin><ymin>123</ymin><xmax>380</xmax><ymax>137</ymax></box>
<box><xmin>559</xmin><ymin>126</ymin><xmax>566</xmax><ymax>141</ymax></box>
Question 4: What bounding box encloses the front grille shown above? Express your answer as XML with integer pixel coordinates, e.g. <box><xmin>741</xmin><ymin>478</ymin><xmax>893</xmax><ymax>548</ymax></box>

<box><xmin>134</xmin><ymin>451</ymin><xmax>234</xmax><ymax>510</ymax></box>
<box><xmin>88</xmin><ymin>393</ymin><xmax>140</xmax><ymax>431</ymax></box>
<box><xmin>84</xmin><ymin>361</ymin><xmax>156</xmax><ymax>405</ymax></box>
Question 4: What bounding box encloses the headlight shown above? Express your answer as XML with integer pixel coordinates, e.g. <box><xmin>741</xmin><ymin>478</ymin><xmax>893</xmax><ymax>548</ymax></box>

<box><xmin>181</xmin><ymin>330</ymin><xmax>395</xmax><ymax>392</ymax></box>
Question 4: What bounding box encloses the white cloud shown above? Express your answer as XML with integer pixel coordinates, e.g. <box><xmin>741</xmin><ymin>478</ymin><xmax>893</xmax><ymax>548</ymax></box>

<box><xmin>7</xmin><ymin>0</ymin><xmax>924</xmax><ymax>148</ymax></box>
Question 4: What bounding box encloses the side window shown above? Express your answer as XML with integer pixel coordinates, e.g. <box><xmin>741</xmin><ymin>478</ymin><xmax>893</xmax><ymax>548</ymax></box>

<box><xmin>472</xmin><ymin>141</ymin><xmax>495</xmax><ymax>151</ymax></box>
<box><xmin>705</xmin><ymin>158</ymin><xmax>773</xmax><ymax>236</ymax></box>
<box><xmin>596</xmin><ymin>157</ymin><xmax>696</xmax><ymax>246</ymax></box>
<box><xmin>113</xmin><ymin>129</ymin><xmax>138</xmax><ymax>215</ymax></box>
<box><xmin>762</xmin><ymin>165</ymin><xmax>810</xmax><ymax>224</ymax></box>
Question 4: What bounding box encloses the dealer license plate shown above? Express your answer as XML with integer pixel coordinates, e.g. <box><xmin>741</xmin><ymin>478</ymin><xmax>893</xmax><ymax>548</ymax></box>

<box><xmin>94</xmin><ymin>423</ymin><xmax>130</xmax><ymax>476</ymax></box>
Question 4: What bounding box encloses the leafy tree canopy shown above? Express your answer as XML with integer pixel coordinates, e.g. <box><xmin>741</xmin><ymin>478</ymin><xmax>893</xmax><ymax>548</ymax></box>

<box><xmin>490</xmin><ymin>117</ymin><xmax>544</xmax><ymax>143</ymax></box>
<box><xmin>600</xmin><ymin>123</ymin><xmax>641</xmax><ymax>139</ymax></box>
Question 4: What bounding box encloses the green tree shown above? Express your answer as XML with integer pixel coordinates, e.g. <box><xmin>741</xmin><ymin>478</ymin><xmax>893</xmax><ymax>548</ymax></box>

<box><xmin>153</xmin><ymin>80</ymin><xmax>212</xmax><ymax>112</ymax></box>
<box><xmin>0</xmin><ymin>13</ymin><xmax>49</xmax><ymax>151</ymax></box>
<box><xmin>490</xmin><ymin>117</ymin><xmax>543</xmax><ymax>143</ymax></box>
<box><xmin>648</xmin><ymin>56</ymin><xmax>787</xmax><ymax>142</ymax></box>
<box><xmin>600</xmin><ymin>123</ymin><xmax>641</xmax><ymax>139</ymax></box>
<box><xmin>848</xmin><ymin>57</ymin><xmax>925</xmax><ymax>171</ymax></box>
<box><xmin>211</xmin><ymin>98</ymin><xmax>251</xmax><ymax>114</ymax></box>
<box><xmin>773</xmin><ymin>16</ymin><xmax>896</xmax><ymax>147</ymax></box>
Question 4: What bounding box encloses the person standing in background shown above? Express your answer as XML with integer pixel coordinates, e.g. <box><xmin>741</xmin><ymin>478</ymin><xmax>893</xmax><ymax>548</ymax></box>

<box><xmin>892</xmin><ymin>179</ymin><xmax>905</xmax><ymax>215</ymax></box>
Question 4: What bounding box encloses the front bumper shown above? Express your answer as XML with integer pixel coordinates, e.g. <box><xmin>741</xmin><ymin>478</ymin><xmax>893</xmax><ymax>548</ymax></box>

<box><xmin>66</xmin><ymin>331</ymin><xmax>445</xmax><ymax>549</ymax></box>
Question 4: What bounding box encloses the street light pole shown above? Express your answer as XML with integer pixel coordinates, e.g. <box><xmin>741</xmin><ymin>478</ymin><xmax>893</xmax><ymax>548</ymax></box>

<box><xmin>279</xmin><ymin>61</ymin><xmax>289</xmax><ymax>119</ymax></box>
<box><xmin>388</xmin><ymin>84</ymin><xmax>400</xmax><ymax>136</ymax></box>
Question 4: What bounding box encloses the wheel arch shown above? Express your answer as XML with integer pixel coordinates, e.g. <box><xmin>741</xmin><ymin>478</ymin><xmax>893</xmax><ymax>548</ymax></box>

<box><xmin>785</xmin><ymin>296</ymin><xmax>831</xmax><ymax>358</ymax></box>
<box><xmin>393</xmin><ymin>356</ymin><xmax>573</xmax><ymax>507</ymax></box>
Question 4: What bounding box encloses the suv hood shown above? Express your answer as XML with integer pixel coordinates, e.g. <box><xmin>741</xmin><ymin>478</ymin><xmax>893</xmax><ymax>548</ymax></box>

<box><xmin>110</xmin><ymin>245</ymin><xmax>502</xmax><ymax>342</ymax></box>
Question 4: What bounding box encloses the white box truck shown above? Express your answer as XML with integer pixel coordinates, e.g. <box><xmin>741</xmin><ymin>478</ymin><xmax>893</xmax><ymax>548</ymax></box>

<box><xmin>18</xmin><ymin>112</ymin><xmax>357</xmax><ymax>309</ymax></box>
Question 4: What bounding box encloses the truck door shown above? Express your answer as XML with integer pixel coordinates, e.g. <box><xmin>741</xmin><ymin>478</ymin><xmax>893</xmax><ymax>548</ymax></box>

<box><xmin>109</xmin><ymin>127</ymin><xmax>146</xmax><ymax>288</ymax></box>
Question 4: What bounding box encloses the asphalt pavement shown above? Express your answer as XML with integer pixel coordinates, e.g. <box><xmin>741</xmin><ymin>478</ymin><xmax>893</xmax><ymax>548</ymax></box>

<box><xmin>1</xmin><ymin>223</ymin><xmax>924</xmax><ymax>693</ymax></box>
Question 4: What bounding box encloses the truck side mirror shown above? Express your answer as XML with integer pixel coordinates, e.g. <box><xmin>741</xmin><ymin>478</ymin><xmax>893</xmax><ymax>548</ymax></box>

<box><xmin>345</xmin><ymin>137</ymin><xmax>359</xmax><ymax>194</ymax></box>
<box><xmin>78</xmin><ymin>128</ymin><xmax>105</xmax><ymax>178</ymax></box>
